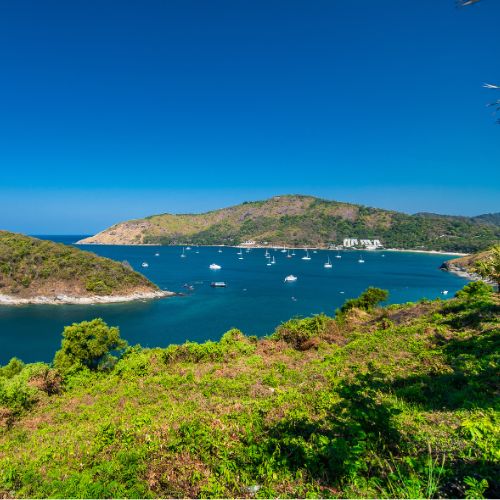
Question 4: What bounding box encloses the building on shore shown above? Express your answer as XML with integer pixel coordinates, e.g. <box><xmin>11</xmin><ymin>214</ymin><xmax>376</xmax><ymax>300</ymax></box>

<box><xmin>343</xmin><ymin>238</ymin><xmax>383</xmax><ymax>249</ymax></box>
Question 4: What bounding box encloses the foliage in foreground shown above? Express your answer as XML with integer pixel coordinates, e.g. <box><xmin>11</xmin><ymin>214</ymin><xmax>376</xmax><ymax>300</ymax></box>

<box><xmin>0</xmin><ymin>285</ymin><xmax>498</xmax><ymax>498</ymax></box>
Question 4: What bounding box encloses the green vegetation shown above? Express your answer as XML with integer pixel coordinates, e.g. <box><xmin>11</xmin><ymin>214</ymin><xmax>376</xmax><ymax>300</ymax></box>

<box><xmin>0</xmin><ymin>284</ymin><xmax>498</xmax><ymax>498</ymax></box>
<box><xmin>80</xmin><ymin>195</ymin><xmax>500</xmax><ymax>252</ymax></box>
<box><xmin>474</xmin><ymin>245</ymin><xmax>500</xmax><ymax>292</ymax></box>
<box><xmin>0</xmin><ymin>231</ymin><xmax>158</xmax><ymax>298</ymax></box>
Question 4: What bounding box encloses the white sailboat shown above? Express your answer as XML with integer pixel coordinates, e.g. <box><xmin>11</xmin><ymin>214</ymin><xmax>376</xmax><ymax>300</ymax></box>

<box><xmin>302</xmin><ymin>249</ymin><xmax>311</xmax><ymax>261</ymax></box>
<box><xmin>281</xmin><ymin>246</ymin><xmax>287</xmax><ymax>253</ymax></box>
<box><xmin>209</xmin><ymin>263</ymin><xmax>221</xmax><ymax>270</ymax></box>
<box><xmin>181</xmin><ymin>247</ymin><xmax>186</xmax><ymax>258</ymax></box>
<box><xmin>284</xmin><ymin>275</ymin><xmax>297</xmax><ymax>282</ymax></box>
<box><xmin>271</xmin><ymin>255</ymin><xmax>276</xmax><ymax>264</ymax></box>
<box><xmin>324</xmin><ymin>256</ymin><xmax>332</xmax><ymax>268</ymax></box>
<box><xmin>141</xmin><ymin>262</ymin><xmax>149</xmax><ymax>268</ymax></box>
<box><xmin>358</xmin><ymin>256</ymin><xmax>365</xmax><ymax>263</ymax></box>
<box><xmin>335</xmin><ymin>253</ymin><xmax>341</xmax><ymax>259</ymax></box>
<box><xmin>287</xmin><ymin>249</ymin><xmax>292</xmax><ymax>258</ymax></box>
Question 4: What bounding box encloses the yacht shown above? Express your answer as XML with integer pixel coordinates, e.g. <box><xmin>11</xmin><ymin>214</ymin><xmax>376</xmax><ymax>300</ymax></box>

<box><xmin>154</xmin><ymin>253</ymin><xmax>160</xmax><ymax>257</ymax></box>
<box><xmin>281</xmin><ymin>246</ymin><xmax>287</xmax><ymax>253</ymax></box>
<box><xmin>441</xmin><ymin>290</ymin><xmax>449</xmax><ymax>295</ymax></box>
<box><xmin>287</xmin><ymin>250</ymin><xmax>292</xmax><ymax>258</ymax></box>
<box><xmin>271</xmin><ymin>255</ymin><xmax>276</xmax><ymax>264</ymax></box>
<box><xmin>186</xmin><ymin>246</ymin><xmax>191</xmax><ymax>250</ymax></box>
<box><xmin>265</xmin><ymin>249</ymin><xmax>270</xmax><ymax>258</ymax></box>
<box><xmin>218</xmin><ymin>248</ymin><xmax>223</xmax><ymax>253</ymax></box>
<box><xmin>181</xmin><ymin>248</ymin><xmax>186</xmax><ymax>258</ymax></box>
<box><xmin>284</xmin><ymin>275</ymin><xmax>298</xmax><ymax>282</ymax></box>
<box><xmin>358</xmin><ymin>257</ymin><xmax>365</xmax><ymax>263</ymax></box>
<box><xmin>335</xmin><ymin>253</ymin><xmax>341</xmax><ymax>259</ymax></box>
<box><xmin>210</xmin><ymin>282</ymin><xmax>226</xmax><ymax>288</ymax></box>
<box><xmin>302</xmin><ymin>249</ymin><xmax>311</xmax><ymax>261</ymax></box>
<box><xmin>141</xmin><ymin>262</ymin><xmax>149</xmax><ymax>268</ymax></box>
<box><xmin>324</xmin><ymin>256</ymin><xmax>332</xmax><ymax>268</ymax></box>
<box><xmin>209</xmin><ymin>263</ymin><xmax>222</xmax><ymax>270</ymax></box>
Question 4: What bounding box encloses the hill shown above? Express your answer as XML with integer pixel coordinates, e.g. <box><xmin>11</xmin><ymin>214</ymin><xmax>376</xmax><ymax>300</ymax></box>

<box><xmin>0</xmin><ymin>283</ymin><xmax>498</xmax><ymax>498</ymax></box>
<box><xmin>78</xmin><ymin>195</ymin><xmax>500</xmax><ymax>253</ymax></box>
<box><xmin>0</xmin><ymin>231</ymin><xmax>169</xmax><ymax>304</ymax></box>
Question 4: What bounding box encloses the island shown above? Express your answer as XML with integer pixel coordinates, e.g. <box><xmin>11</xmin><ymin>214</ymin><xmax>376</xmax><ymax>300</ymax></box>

<box><xmin>0</xmin><ymin>231</ymin><xmax>171</xmax><ymax>305</ymax></box>
<box><xmin>77</xmin><ymin>194</ymin><xmax>500</xmax><ymax>253</ymax></box>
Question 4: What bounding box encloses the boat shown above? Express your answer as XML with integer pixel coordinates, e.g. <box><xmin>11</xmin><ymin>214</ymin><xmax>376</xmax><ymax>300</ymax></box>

<box><xmin>284</xmin><ymin>275</ymin><xmax>297</xmax><ymax>282</ymax></box>
<box><xmin>271</xmin><ymin>256</ymin><xmax>276</xmax><ymax>264</ymax></box>
<box><xmin>266</xmin><ymin>260</ymin><xmax>272</xmax><ymax>266</ymax></box>
<box><xmin>335</xmin><ymin>253</ymin><xmax>341</xmax><ymax>259</ymax></box>
<box><xmin>181</xmin><ymin>247</ymin><xmax>186</xmax><ymax>258</ymax></box>
<box><xmin>324</xmin><ymin>256</ymin><xmax>332</xmax><ymax>268</ymax></box>
<box><xmin>281</xmin><ymin>246</ymin><xmax>287</xmax><ymax>253</ymax></box>
<box><xmin>218</xmin><ymin>248</ymin><xmax>223</xmax><ymax>253</ymax></box>
<box><xmin>291</xmin><ymin>250</ymin><xmax>296</xmax><ymax>256</ymax></box>
<box><xmin>186</xmin><ymin>246</ymin><xmax>191</xmax><ymax>250</ymax></box>
<box><xmin>154</xmin><ymin>253</ymin><xmax>160</xmax><ymax>257</ymax></box>
<box><xmin>209</xmin><ymin>263</ymin><xmax>221</xmax><ymax>270</ymax></box>
<box><xmin>302</xmin><ymin>249</ymin><xmax>311</xmax><ymax>261</ymax></box>
<box><xmin>313</xmin><ymin>250</ymin><xmax>317</xmax><ymax>253</ymax></box>
<box><xmin>287</xmin><ymin>250</ymin><xmax>292</xmax><ymax>258</ymax></box>
<box><xmin>141</xmin><ymin>262</ymin><xmax>149</xmax><ymax>268</ymax></box>
<box><xmin>210</xmin><ymin>282</ymin><xmax>227</xmax><ymax>288</ymax></box>
<box><xmin>441</xmin><ymin>290</ymin><xmax>449</xmax><ymax>295</ymax></box>
<box><xmin>265</xmin><ymin>249</ymin><xmax>270</xmax><ymax>258</ymax></box>
<box><xmin>358</xmin><ymin>257</ymin><xmax>365</xmax><ymax>263</ymax></box>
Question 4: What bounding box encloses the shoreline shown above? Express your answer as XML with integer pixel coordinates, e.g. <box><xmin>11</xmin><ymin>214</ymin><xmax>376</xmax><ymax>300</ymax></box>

<box><xmin>76</xmin><ymin>241</ymin><xmax>469</xmax><ymax>256</ymax></box>
<box><xmin>0</xmin><ymin>289</ymin><xmax>174</xmax><ymax>306</ymax></box>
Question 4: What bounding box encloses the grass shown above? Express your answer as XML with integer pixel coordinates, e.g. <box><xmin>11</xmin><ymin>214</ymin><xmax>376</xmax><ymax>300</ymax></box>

<box><xmin>0</xmin><ymin>283</ymin><xmax>498</xmax><ymax>498</ymax></box>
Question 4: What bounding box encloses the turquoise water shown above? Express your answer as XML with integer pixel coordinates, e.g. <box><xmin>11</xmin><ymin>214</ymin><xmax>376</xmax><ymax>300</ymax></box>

<box><xmin>0</xmin><ymin>236</ymin><xmax>468</xmax><ymax>364</ymax></box>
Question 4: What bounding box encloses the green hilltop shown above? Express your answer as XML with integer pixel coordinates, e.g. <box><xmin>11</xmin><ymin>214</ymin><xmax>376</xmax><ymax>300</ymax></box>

<box><xmin>0</xmin><ymin>283</ymin><xmax>498</xmax><ymax>498</ymax></box>
<box><xmin>78</xmin><ymin>195</ymin><xmax>500</xmax><ymax>253</ymax></box>
<box><xmin>0</xmin><ymin>231</ymin><xmax>159</xmax><ymax>300</ymax></box>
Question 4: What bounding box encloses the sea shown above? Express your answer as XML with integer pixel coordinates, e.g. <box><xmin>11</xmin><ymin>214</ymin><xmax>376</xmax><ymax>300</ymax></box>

<box><xmin>0</xmin><ymin>235</ymin><xmax>469</xmax><ymax>364</ymax></box>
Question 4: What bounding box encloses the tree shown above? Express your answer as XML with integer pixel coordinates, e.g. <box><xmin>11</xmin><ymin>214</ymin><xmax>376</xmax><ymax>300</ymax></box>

<box><xmin>473</xmin><ymin>245</ymin><xmax>500</xmax><ymax>293</ymax></box>
<box><xmin>53</xmin><ymin>319</ymin><xmax>128</xmax><ymax>372</ymax></box>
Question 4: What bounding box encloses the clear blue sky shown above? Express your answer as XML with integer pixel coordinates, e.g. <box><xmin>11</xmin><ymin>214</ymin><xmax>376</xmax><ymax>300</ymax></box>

<box><xmin>0</xmin><ymin>0</ymin><xmax>499</xmax><ymax>233</ymax></box>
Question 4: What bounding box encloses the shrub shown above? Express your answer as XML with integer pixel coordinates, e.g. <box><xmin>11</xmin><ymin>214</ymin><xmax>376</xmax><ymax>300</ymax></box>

<box><xmin>0</xmin><ymin>357</ymin><xmax>25</xmax><ymax>379</ymax></box>
<box><xmin>273</xmin><ymin>314</ymin><xmax>329</xmax><ymax>348</ymax></box>
<box><xmin>455</xmin><ymin>281</ymin><xmax>493</xmax><ymax>300</ymax></box>
<box><xmin>53</xmin><ymin>319</ymin><xmax>128</xmax><ymax>373</ymax></box>
<box><xmin>337</xmin><ymin>287</ymin><xmax>389</xmax><ymax>317</ymax></box>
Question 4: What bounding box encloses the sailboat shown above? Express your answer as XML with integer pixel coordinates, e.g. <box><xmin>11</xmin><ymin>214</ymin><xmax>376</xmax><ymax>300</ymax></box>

<box><xmin>281</xmin><ymin>246</ymin><xmax>287</xmax><ymax>253</ymax></box>
<box><xmin>218</xmin><ymin>248</ymin><xmax>223</xmax><ymax>253</ymax></box>
<box><xmin>335</xmin><ymin>252</ymin><xmax>341</xmax><ymax>259</ymax></box>
<box><xmin>271</xmin><ymin>255</ymin><xmax>276</xmax><ymax>264</ymax></box>
<box><xmin>291</xmin><ymin>250</ymin><xmax>296</xmax><ymax>256</ymax></box>
<box><xmin>302</xmin><ymin>249</ymin><xmax>311</xmax><ymax>261</ymax></box>
<box><xmin>181</xmin><ymin>247</ymin><xmax>186</xmax><ymax>258</ymax></box>
<box><xmin>287</xmin><ymin>249</ymin><xmax>292</xmax><ymax>258</ymax></box>
<box><xmin>324</xmin><ymin>256</ymin><xmax>332</xmax><ymax>268</ymax></box>
<box><xmin>358</xmin><ymin>255</ymin><xmax>365</xmax><ymax>263</ymax></box>
<box><xmin>265</xmin><ymin>249</ymin><xmax>270</xmax><ymax>258</ymax></box>
<box><xmin>237</xmin><ymin>248</ymin><xmax>244</xmax><ymax>260</ymax></box>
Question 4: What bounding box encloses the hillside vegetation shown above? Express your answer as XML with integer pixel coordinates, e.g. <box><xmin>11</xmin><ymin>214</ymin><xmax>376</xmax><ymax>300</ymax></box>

<box><xmin>78</xmin><ymin>195</ymin><xmax>500</xmax><ymax>253</ymax></box>
<box><xmin>0</xmin><ymin>231</ymin><xmax>159</xmax><ymax>299</ymax></box>
<box><xmin>0</xmin><ymin>283</ymin><xmax>498</xmax><ymax>498</ymax></box>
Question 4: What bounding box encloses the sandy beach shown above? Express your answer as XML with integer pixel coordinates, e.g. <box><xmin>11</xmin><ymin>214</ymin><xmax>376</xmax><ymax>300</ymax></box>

<box><xmin>0</xmin><ymin>289</ymin><xmax>173</xmax><ymax>306</ymax></box>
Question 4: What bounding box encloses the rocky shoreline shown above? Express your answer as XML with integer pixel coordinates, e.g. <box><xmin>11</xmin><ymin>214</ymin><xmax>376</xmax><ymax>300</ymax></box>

<box><xmin>0</xmin><ymin>289</ymin><xmax>174</xmax><ymax>306</ymax></box>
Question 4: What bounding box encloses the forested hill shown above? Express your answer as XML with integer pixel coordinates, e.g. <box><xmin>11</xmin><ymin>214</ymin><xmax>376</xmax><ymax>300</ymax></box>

<box><xmin>78</xmin><ymin>195</ymin><xmax>500</xmax><ymax>253</ymax></box>
<box><xmin>0</xmin><ymin>231</ymin><xmax>160</xmax><ymax>300</ymax></box>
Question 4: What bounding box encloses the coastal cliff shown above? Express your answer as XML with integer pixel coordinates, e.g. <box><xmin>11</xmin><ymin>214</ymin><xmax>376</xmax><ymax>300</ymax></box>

<box><xmin>77</xmin><ymin>195</ymin><xmax>500</xmax><ymax>253</ymax></box>
<box><xmin>0</xmin><ymin>231</ymin><xmax>171</xmax><ymax>305</ymax></box>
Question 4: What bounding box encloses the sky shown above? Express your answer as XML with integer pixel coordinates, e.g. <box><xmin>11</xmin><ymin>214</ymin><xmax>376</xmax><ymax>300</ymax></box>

<box><xmin>0</xmin><ymin>0</ymin><xmax>499</xmax><ymax>234</ymax></box>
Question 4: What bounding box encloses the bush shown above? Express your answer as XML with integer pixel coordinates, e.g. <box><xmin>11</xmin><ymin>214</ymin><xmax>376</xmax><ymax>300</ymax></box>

<box><xmin>0</xmin><ymin>358</ymin><xmax>25</xmax><ymax>379</ymax></box>
<box><xmin>455</xmin><ymin>281</ymin><xmax>493</xmax><ymax>301</ymax></box>
<box><xmin>338</xmin><ymin>287</ymin><xmax>389</xmax><ymax>317</ymax></box>
<box><xmin>53</xmin><ymin>319</ymin><xmax>128</xmax><ymax>373</ymax></box>
<box><xmin>273</xmin><ymin>314</ymin><xmax>330</xmax><ymax>348</ymax></box>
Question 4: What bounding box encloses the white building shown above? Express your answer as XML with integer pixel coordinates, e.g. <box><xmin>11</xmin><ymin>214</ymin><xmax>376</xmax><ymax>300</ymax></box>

<box><xmin>343</xmin><ymin>238</ymin><xmax>383</xmax><ymax>249</ymax></box>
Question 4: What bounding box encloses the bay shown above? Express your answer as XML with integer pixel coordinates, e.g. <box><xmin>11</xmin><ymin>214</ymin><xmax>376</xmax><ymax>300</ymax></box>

<box><xmin>0</xmin><ymin>236</ymin><xmax>468</xmax><ymax>364</ymax></box>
